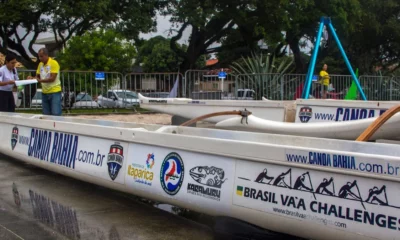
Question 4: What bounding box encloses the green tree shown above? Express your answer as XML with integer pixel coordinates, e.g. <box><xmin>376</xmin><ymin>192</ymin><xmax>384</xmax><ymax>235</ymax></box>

<box><xmin>136</xmin><ymin>36</ymin><xmax>182</xmax><ymax>72</ymax></box>
<box><xmin>57</xmin><ymin>29</ymin><xmax>136</xmax><ymax>93</ymax></box>
<box><xmin>0</xmin><ymin>0</ymin><xmax>159</xmax><ymax>69</ymax></box>
<box><xmin>164</xmin><ymin>0</ymin><xmax>283</xmax><ymax>72</ymax></box>
<box><xmin>135</xmin><ymin>36</ymin><xmax>206</xmax><ymax>72</ymax></box>
<box><xmin>346</xmin><ymin>0</ymin><xmax>400</xmax><ymax>74</ymax></box>
<box><xmin>58</xmin><ymin>29</ymin><xmax>136</xmax><ymax>72</ymax></box>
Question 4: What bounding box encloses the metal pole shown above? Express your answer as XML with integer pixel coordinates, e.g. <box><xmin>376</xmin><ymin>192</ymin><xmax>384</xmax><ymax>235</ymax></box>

<box><xmin>327</xmin><ymin>21</ymin><xmax>367</xmax><ymax>101</ymax></box>
<box><xmin>302</xmin><ymin>17</ymin><xmax>325</xmax><ymax>99</ymax></box>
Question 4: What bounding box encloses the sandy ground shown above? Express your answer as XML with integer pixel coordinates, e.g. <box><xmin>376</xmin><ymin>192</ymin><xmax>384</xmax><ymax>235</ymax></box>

<box><xmin>75</xmin><ymin>113</ymin><xmax>173</xmax><ymax>125</ymax></box>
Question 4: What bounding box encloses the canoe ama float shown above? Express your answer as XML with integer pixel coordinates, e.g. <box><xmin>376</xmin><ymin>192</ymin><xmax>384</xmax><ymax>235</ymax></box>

<box><xmin>138</xmin><ymin>93</ymin><xmax>291</xmax><ymax>122</ymax></box>
<box><xmin>139</xmin><ymin>93</ymin><xmax>400</xmax><ymax>123</ymax></box>
<box><xmin>2</xmin><ymin>112</ymin><xmax>400</xmax><ymax>240</ymax></box>
<box><xmin>215</xmin><ymin>113</ymin><xmax>400</xmax><ymax>140</ymax></box>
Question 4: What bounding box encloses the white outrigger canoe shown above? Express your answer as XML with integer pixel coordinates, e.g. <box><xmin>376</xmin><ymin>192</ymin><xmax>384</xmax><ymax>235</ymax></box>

<box><xmin>138</xmin><ymin>93</ymin><xmax>292</xmax><ymax>122</ymax></box>
<box><xmin>139</xmin><ymin>94</ymin><xmax>399</xmax><ymax>124</ymax></box>
<box><xmin>2</xmin><ymin>112</ymin><xmax>400</xmax><ymax>239</ymax></box>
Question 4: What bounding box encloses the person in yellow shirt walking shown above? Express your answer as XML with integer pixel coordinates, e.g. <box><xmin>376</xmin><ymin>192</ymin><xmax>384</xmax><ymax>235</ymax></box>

<box><xmin>28</xmin><ymin>48</ymin><xmax>62</xmax><ymax>116</ymax></box>
<box><xmin>319</xmin><ymin>64</ymin><xmax>330</xmax><ymax>99</ymax></box>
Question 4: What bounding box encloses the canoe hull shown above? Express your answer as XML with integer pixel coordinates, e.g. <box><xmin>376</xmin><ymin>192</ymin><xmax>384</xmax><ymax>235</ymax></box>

<box><xmin>1</xmin><ymin>113</ymin><xmax>400</xmax><ymax>240</ymax></box>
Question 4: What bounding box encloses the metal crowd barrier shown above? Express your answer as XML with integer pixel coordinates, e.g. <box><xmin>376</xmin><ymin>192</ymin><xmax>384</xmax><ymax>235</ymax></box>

<box><xmin>13</xmin><ymin>69</ymin><xmax>400</xmax><ymax>111</ymax></box>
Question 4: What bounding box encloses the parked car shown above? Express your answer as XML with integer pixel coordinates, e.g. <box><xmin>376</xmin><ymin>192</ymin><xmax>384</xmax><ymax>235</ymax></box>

<box><xmin>96</xmin><ymin>89</ymin><xmax>140</xmax><ymax>108</ymax></box>
<box><xmin>31</xmin><ymin>89</ymin><xmax>42</xmax><ymax>107</ymax></box>
<box><xmin>235</xmin><ymin>88</ymin><xmax>255</xmax><ymax>100</ymax></box>
<box><xmin>73</xmin><ymin>92</ymin><xmax>99</xmax><ymax>108</ymax></box>
<box><xmin>14</xmin><ymin>89</ymin><xmax>43</xmax><ymax>108</ymax></box>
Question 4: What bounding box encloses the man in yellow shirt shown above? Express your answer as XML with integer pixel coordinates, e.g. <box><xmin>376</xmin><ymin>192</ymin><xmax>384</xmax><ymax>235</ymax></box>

<box><xmin>319</xmin><ymin>64</ymin><xmax>330</xmax><ymax>99</ymax></box>
<box><xmin>28</xmin><ymin>48</ymin><xmax>62</xmax><ymax>116</ymax></box>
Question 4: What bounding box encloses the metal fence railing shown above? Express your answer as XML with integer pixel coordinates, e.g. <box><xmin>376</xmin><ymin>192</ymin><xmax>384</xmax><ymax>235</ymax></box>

<box><xmin>184</xmin><ymin>69</ymin><xmax>236</xmax><ymax>100</ymax></box>
<box><xmin>12</xmin><ymin>69</ymin><xmax>400</xmax><ymax>110</ymax></box>
<box><xmin>185</xmin><ymin>71</ymin><xmax>400</xmax><ymax>101</ymax></box>
<box><xmin>125</xmin><ymin>72</ymin><xmax>183</xmax><ymax>98</ymax></box>
<box><xmin>61</xmin><ymin>71</ymin><xmax>124</xmax><ymax>109</ymax></box>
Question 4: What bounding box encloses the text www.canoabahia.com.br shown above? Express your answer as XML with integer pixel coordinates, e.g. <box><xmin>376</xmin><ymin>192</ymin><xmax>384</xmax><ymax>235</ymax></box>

<box><xmin>286</xmin><ymin>154</ymin><xmax>400</xmax><ymax>176</ymax></box>
<box><xmin>273</xmin><ymin>207</ymin><xmax>347</xmax><ymax>229</ymax></box>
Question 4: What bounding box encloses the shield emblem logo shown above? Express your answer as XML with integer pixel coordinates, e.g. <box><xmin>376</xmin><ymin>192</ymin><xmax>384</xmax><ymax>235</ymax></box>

<box><xmin>11</xmin><ymin>127</ymin><xmax>18</xmax><ymax>150</ymax></box>
<box><xmin>107</xmin><ymin>143</ymin><xmax>124</xmax><ymax>181</ymax></box>
<box><xmin>298</xmin><ymin>107</ymin><xmax>313</xmax><ymax>123</ymax></box>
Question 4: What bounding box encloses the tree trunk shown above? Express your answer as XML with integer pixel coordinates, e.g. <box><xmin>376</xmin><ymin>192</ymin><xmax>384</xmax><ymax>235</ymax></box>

<box><xmin>287</xmin><ymin>33</ymin><xmax>306</xmax><ymax>73</ymax></box>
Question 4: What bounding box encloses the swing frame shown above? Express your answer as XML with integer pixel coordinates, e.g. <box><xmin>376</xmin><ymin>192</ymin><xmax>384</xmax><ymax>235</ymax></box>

<box><xmin>301</xmin><ymin>17</ymin><xmax>367</xmax><ymax>101</ymax></box>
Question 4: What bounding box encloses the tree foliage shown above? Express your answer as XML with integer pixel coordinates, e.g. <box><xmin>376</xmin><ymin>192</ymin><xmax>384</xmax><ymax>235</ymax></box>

<box><xmin>162</xmin><ymin>0</ymin><xmax>363</xmax><ymax>73</ymax></box>
<box><xmin>135</xmin><ymin>36</ymin><xmax>205</xmax><ymax>72</ymax></box>
<box><xmin>0</xmin><ymin>0</ymin><xmax>159</xmax><ymax>69</ymax></box>
<box><xmin>57</xmin><ymin>29</ymin><xmax>136</xmax><ymax>73</ymax></box>
<box><xmin>136</xmin><ymin>36</ymin><xmax>182</xmax><ymax>72</ymax></box>
<box><xmin>346</xmin><ymin>0</ymin><xmax>400</xmax><ymax>73</ymax></box>
<box><xmin>56</xmin><ymin>29</ymin><xmax>136</xmax><ymax>94</ymax></box>
<box><xmin>163</xmin><ymin>0</ymin><xmax>282</xmax><ymax>72</ymax></box>
<box><xmin>3</xmin><ymin>0</ymin><xmax>400</xmax><ymax>78</ymax></box>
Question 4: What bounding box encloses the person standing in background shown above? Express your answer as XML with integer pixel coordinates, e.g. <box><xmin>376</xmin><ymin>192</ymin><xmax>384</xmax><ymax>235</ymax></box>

<box><xmin>0</xmin><ymin>53</ymin><xmax>19</xmax><ymax>112</ymax></box>
<box><xmin>28</xmin><ymin>48</ymin><xmax>62</xmax><ymax>116</ymax></box>
<box><xmin>319</xmin><ymin>64</ymin><xmax>330</xmax><ymax>99</ymax></box>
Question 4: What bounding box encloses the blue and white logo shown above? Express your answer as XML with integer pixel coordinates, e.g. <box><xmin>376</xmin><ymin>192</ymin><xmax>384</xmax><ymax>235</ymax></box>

<box><xmin>11</xmin><ymin>126</ymin><xmax>18</xmax><ymax>150</ymax></box>
<box><xmin>160</xmin><ymin>152</ymin><xmax>184</xmax><ymax>195</ymax></box>
<box><xmin>107</xmin><ymin>143</ymin><xmax>124</xmax><ymax>181</ymax></box>
<box><xmin>299</xmin><ymin>107</ymin><xmax>313</xmax><ymax>123</ymax></box>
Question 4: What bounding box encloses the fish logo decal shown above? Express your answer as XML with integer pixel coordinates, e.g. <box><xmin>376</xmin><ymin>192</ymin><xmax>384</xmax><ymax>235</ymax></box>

<box><xmin>107</xmin><ymin>143</ymin><xmax>124</xmax><ymax>181</ymax></box>
<box><xmin>11</xmin><ymin>126</ymin><xmax>18</xmax><ymax>150</ymax></box>
<box><xmin>299</xmin><ymin>107</ymin><xmax>313</xmax><ymax>123</ymax></box>
<box><xmin>160</xmin><ymin>152</ymin><xmax>184</xmax><ymax>195</ymax></box>
<box><xmin>189</xmin><ymin>166</ymin><xmax>227</xmax><ymax>188</ymax></box>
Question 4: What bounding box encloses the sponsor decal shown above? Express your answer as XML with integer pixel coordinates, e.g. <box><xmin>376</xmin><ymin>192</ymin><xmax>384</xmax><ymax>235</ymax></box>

<box><xmin>298</xmin><ymin>106</ymin><xmax>387</xmax><ymax>122</ymax></box>
<box><xmin>128</xmin><ymin>153</ymin><xmax>155</xmax><ymax>186</ymax></box>
<box><xmin>77</xmin><ymin>148</ymin><xmax>106</xmax><ymax>167</ymax></box>
<box><xmin>149</xmin><ymin>100</ymin><xmax>167</xmax><ymax>104</ymax></box>
<box><xmin>146</xmin><ymin>153</ymin><xmax>155</xmax><ymax>169</ymax></box>
<box><xmin>298</xmin><ymin>107</ymin><xmax>312</xmax><ymax>123</ymax></box>
<box><xmin>285</xmin><ymin>149</ymin><xmax>400</xmax><ymax>177</ymax></box>
<box><xmin>187</xmin><ymin>166</ymin><xmax>227</xmax><ymax>201</ymax></box>
<box><xmin>335</xmin><ymin>108</ymin><xmax>386</xmax><ymax>121</ymax></box>
<box><xmin>28</xmin><ymin>128</ymin><xmax>78</xmax><ymax>169</ymax></box>
<box><xmin>234</xmin><ymin>162</ymin><xmax>400</xmax><ymax>237</ymax></box>
<box><xmin>160</xmin><ymin>152</ymin><xmax>184</xmax><ymax>195</ymax></box>
<box><xmin>107</xmin><ymin>143</ymin><xmax>124</xmax><ymax>181</ymax></box>
<box><xmin>236</xmin><ymin>186</ymin><xmax>243</xmax><ymax>196</ymax></box>
<box><xmin>11</xmin><ymin>126</ymin><xmax>18</xmax><ymax>150</ymax></box>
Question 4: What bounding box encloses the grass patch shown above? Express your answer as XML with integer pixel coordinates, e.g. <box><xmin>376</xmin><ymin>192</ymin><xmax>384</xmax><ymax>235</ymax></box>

<box><xmin>16</xmin><ymin>107</ymin><xmax>150</xmax><ymax>115</ymax></box>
